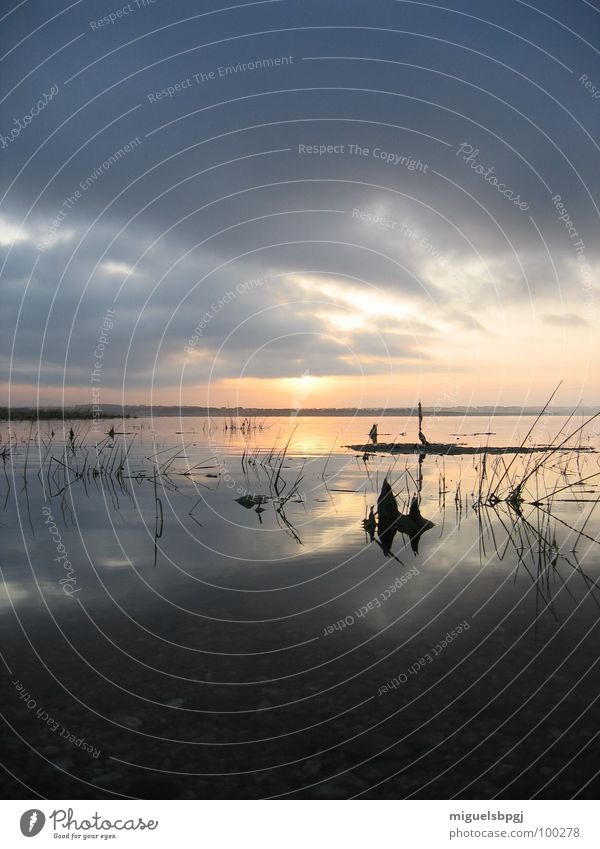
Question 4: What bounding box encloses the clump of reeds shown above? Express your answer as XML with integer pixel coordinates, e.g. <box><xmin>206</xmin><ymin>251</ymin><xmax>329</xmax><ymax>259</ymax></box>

<box><xmin>474</xmin><ymin>389</ymin><xmax>600</xmax><ymax>511</ymax></box>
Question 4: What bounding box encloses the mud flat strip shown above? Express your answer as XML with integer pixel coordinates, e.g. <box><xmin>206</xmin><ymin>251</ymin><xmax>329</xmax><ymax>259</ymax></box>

<box><xmin>345</xmin><ymin>442</ymin><xmax>595</xmax><ymax>456</ymax></box>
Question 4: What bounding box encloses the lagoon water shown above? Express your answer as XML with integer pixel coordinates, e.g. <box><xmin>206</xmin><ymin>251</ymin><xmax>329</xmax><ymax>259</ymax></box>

<box><xmin>1</xmin><ymin>415</ymin><xmax>599</xmax><ymax>798</ymax></box>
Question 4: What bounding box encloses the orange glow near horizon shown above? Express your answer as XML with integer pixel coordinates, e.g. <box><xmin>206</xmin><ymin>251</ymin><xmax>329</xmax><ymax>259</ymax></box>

<box><xmin>1</xmin><ymin>308</ymin><xmax>597</xmax><ymax>411</ymax></box>
<box><xmin>2</xmin><ymin>359</ymin><xmax>598</xmax><ymax>411</ymax></box>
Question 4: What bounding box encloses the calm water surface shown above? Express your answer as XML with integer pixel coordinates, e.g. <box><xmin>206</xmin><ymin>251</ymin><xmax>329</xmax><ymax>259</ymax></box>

<box><xmin>1</xmin><ymin>415</ymin><xmax>599</xmax><ymax>798</ymax></box>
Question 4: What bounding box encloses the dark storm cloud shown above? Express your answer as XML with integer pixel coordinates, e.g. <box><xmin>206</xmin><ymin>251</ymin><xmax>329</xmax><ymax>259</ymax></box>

<box><xmin>1</xmin><ymin>0</ymin><xmax>599</xmax><ymax>401</ymax></box>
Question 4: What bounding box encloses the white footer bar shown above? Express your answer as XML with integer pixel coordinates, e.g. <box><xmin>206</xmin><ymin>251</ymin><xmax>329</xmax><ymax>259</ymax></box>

<box><xmin>0</xmin><ymin>800</ymin><xmax>597</xmax><ymax>848</ymax></box>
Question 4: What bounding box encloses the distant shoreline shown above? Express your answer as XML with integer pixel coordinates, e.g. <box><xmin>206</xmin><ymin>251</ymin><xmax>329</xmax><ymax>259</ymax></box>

<box><xmin>2</xmin><ymin>405</ymin><xmax>598</xmax><ymax>420</ymax></box>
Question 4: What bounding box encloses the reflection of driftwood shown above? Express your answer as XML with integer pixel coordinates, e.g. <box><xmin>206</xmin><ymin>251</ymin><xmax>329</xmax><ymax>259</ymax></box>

<box><xmin>375</xmin><ymin>479</ymin><xmax>434</xmax><ymax>555</ymax></box>
<box><xmin>363</xmin><ymin>506</ymin><xmax>376</xmax><ymax>540</ymax></box>
<box><xmin>376</xmin><ymin>479</ymin><xmax>399</xmax><ymax>556</ymax></box>
<box><xmin>235</xmin><ymin>494</ymin><xmax>269</xmax><ymax>509</ymax></box>
<box><xmin>347</xmin><ymin>443</ymin><xmax>594</xmax><ymax>456</ymax></box>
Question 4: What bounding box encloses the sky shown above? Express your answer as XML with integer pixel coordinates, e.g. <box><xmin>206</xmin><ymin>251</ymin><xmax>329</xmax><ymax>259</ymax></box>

<box><xmin>1</xmin><ymin>0</ymin><xmax>599</xmax><ymax>410</ymax></box>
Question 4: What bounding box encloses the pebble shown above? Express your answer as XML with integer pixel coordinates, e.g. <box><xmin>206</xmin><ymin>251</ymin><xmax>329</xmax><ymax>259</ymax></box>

<box><xmin>91</xmin><ymin>771</ymin><xmax>121</xmax><ymax>786</ymax></box>
<box><xmin>117</xmin><ymin>714</ymin><xmax>143</xmax><ymax>730</ymax></box>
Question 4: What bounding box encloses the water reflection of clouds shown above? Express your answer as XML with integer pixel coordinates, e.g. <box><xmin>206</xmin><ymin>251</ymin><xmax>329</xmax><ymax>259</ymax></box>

<box><xmin>96</xmin><ymin>558</ymin><xmax>134</xmax><ymax>570</ymax></box>
<box><xmin>1</xmin><ymin>418</ymin><xmax>598</xmax><ymax>627</ymax></box>
<box><xmin>0</xmin><ymin>580</ymin><xmax>32</xmax><ymax>608</ymax></box>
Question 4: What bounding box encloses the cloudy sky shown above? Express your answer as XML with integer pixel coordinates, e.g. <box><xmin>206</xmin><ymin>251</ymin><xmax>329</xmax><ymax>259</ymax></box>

<box><xmin>1</xmin><ymin>0</ymin><xmax>599</xmax><ymax>409</ymax></box>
